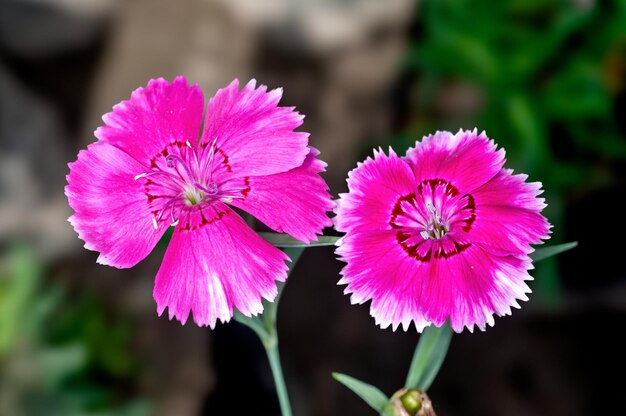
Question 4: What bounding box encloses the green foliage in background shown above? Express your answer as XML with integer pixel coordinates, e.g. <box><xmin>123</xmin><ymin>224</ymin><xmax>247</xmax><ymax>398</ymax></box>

<box><xmin>394</xmin><ymin>0</ymin><xmax>626</xmax><ymax>300</ymax></box>
<box><xmin>0</xmin><ymin>245</ymin><xmax>151</xmax><ymax>416</ymax></box>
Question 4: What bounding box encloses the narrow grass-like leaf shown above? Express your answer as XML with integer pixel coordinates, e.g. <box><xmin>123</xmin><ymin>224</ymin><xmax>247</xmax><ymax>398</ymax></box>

<box><xmin>332</xmin><ymin>372</ymin><xmax>389</xmax><ymax>412</ymax></box>
<box><xmin>531</xmin><ymin>242</ymin><xmax>577</xmax><ymax>262</ymax></box>
<box><xmin>259</xmin><ymin>232</ymin><xmax>339</xmax><ymax>247</ymax></box>
<box><xmin>405</xmin><ymin>323</ymin><xmax>453</xmax><ymax>391</ymax></box>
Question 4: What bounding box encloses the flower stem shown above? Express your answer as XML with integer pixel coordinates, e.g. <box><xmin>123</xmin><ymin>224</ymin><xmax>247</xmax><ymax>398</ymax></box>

<box><xmin>264</xmin><ymin>333</ymin><xmax>292</xmax><ymax>416</ymax></box>
<box><xmin>233</xmin><ymin>245</ymin><xmax>305</xmax><ymax>416</ymax></box>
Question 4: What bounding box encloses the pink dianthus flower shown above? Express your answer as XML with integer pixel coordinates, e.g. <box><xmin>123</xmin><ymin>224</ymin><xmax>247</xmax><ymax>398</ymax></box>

<box><xmin>66</xmin><ymin>77</ymin><xmax>333</xmax><ymax>327</ymax></box>
<box><xmin>335</xmin><ymin>130</ymin><xmax>551</xmax><ymax>332</ymax></box>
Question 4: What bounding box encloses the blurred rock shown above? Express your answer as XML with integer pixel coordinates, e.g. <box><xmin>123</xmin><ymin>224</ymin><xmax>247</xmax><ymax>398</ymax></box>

<box><xmin>0</xmin><ymin>64</ymin><xmax>75</xmax><ymax>259</ymax></box>
<box><xmin>0</xmin><ymin>0</ymin><xmax>116</xmax><ymax>57</ymax></box>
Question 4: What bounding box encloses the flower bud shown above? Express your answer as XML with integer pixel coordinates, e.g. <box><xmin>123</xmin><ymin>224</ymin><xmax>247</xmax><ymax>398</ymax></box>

<box><xmin>384</xmin><ymin>388</ymin><xmax>436</xmax><ymax>416</ymax></box>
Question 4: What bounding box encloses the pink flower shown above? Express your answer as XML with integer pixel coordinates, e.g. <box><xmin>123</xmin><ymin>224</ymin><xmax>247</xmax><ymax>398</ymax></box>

<box><xmin>335</xmin><ymin>130</ymin><xmax>551</xmax><ymax>332</ymax></box>
<box><xmin>66</xmin><ymin>77</ymin><xmax>333</xmax><ymax>327</ymax></box>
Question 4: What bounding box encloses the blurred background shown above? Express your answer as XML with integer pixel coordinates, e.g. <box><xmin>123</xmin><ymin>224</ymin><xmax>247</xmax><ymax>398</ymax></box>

<box><xmin>1</xmin><ymin>0</ymin><xmax>625</xmax><ymax>415</ymax></box>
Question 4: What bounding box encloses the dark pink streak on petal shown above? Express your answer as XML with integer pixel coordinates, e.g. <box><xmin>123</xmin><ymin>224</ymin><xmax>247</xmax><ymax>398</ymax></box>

<box><xmin>153</xmin><ymin>203</ymin><xmax>289</xmax><ymax>328</ymax></box>
<box><xmin>229</xmin><ymin>147</ymin><xmax>334</xmax><ymax>243</ymax></box>
<box><xmin>96</xmin><ymin>76</ymin><xmax>204</xmax><ymax>168</ymax></box>
<box><xmin>200</xmin><ymin>79</ymin><xmax>309</xmax><ymax>178</ymax></box>
<box><xmin>65</xmin><ymin>142</ymin><xmax>167</xmax><ymax>268</ymax></box>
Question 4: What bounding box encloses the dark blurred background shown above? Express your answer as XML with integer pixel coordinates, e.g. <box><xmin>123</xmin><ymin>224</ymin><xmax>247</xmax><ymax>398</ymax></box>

<box><xmin>1</xmin><ymin>0</ymin><xmax>625</xmax><ymax>415</ymax></box>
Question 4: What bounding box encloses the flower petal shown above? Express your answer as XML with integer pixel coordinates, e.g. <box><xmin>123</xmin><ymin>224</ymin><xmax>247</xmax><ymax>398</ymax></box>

<box><xmin>200</xmin><ymin>79</ymin><xmax>309</xmax><ymax>177</ymax></box>
<box><xmin>419</xmin><ymin>245</ymin><xmax>533</xmax><ymax>333</ymax></box>
<box><xmin>65</xmin><ymin>142</ymin><xmax>166</xmax><ymax>268</ymax></box>
<box><xmin>227</xmin><ymin>147</ymin><xmax>334</xmax><ymax>243</ymax></box>
<box><xmin>470</xmin><ymin>169</ymin><xmax>551</xmax><ymax>256</ymax></box>
<box><xmin>404</xmin><ymin>129</ymin><xmax>505</xmax><ymax>194</ymax></box>
<box><xmin>95</xmin><ymin>76</ymin><xmax>204</xmax><ymax>168</ymax></box>
<box><xmin>336</xmin><ymin>230</ymin><xmax>431</xmax><ymax>331</ymax></box>
<box><xmin>335</xmin><ymin>148</ymin><xmax>417</xmax><ymax>234</ymax></box>
<box><xmin>153</xmin><ymin>202</ymin><xmax>289</xmax><ymax>328</ymax></box>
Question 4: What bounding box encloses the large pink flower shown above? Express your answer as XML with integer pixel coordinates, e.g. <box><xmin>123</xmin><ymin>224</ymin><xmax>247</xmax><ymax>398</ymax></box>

<box><xmin>335</xmin><ymin>130</ymin><xmax>551</xmax><ymax>332</ymax></box>
<box><xmin>66</xmin><ymin>77</ymin><xmax>333</xmax><ymax>327</ymax></box>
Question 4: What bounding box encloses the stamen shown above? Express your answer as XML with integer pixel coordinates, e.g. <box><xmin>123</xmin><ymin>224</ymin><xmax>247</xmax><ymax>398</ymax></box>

<box><xmin>205</xmin><ymin>137</ymin><xmax>219</xmax><ymax>182</ymax></box>
<box><xmin>169</xmin><ymin>202</ymin><xmax>180</xmax><ymax>226</ymax></box>
<box><xmin>420</xmin><ymin>231</ymin><xmax>430</xmax><ymax>239</ymax></box>
<box><xmin>134</xmin><ymin>170</ymin><xmax>179</xmax><ymax>183</ymax></box>
<box><xmin>196</xmin><ymin>182</ymin><xmax>219</xmax><ymax>196</ymax></box>
<box><xmin>140</xmin><ymin>137</ymin><xmax>229</xmax><ymax>230</ymax></box>
<box><xmin>165</xmin><ymin>154</ymin><xmax>193</xmax><ymax>180</ymax></box>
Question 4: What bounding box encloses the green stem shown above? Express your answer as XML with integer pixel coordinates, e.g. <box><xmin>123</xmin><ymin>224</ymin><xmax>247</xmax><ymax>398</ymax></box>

<box><xmin>264</xmin><ymin>334</ymin><xmax>292</xmax><ymax>416</ymax></box>
<box><xmin>233</xmin><ymin>244</ymin><xmax>305</xmax><ymax>416</ymax></box>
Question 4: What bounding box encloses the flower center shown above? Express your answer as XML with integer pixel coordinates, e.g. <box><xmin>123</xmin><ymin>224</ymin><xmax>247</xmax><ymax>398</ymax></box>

<box><xmin>133</xmin><ymin>138</ymin><xmax>248</xmax><ymax>229</ymax></box>
<box><xmin>420</xmin><ymin>202</ymin><xmax>449</xmax><ymax>240</ymax></box>
<box><xmin>389</xmin><ymin>178</ymin><xmax>476</xmax><ymax>261</ymax></box>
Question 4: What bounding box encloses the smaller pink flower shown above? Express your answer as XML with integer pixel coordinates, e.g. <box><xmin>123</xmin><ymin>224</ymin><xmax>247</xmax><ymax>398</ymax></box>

<box><xmin>335</xmin><ymin>129</ymin><xmax>551</xmax><ymax>332</ymax></box>
<box><xmin>66</xmin><ymin>77</ymin><xmax>334</xmax><ymax>328</ymax></box>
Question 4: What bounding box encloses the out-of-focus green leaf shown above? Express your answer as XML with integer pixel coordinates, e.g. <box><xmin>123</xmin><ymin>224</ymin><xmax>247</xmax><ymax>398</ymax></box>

<box><xmin>332</xmin><ymin>372</ymin><xmax>389</xmax><ymax>412</ymax></box>
<box><xmin>0</xmin><ymin>245</ymin><xmax>149</xmax><ymax>414</ymax></box>
<box><xmin>39</xmin><ymin>343</ymin><xmax>87</xmax><ymax>387</ymax></box>
<box><xmin>506</xmin><ymin>94</ymin><xmax>548</xmax><ymax>173</ymax></box>
<box><xmin>0</xmin><ymin>245</ymin><xmax>41</xmax><ymax>355</ymax></box>
<box><xmin>531</xmin><ymin>242</ymin><xmax>578</xmax><ymax>262</ymax></box>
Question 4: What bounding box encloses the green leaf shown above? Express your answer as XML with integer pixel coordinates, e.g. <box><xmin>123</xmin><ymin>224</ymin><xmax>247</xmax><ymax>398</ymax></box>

<box><xmin>332</xmin><ymin>372</ymin><xmax>389</xmax><ymax>412</ymax></box>
<box><xmin>259</xmin><ymin>232</ymin><xmax>339</xmax><ymax>248</ymax></box>
<box><xmin>39</xmin><ymin>343</ymin><xmax>87</xmax><ymax>386</ymax></box>
<box><xmin>531</xmin><ymin>242</ymin><xmax>577</xmax><ymax>262</ymax></box>
<box><xmin>0</xmin><ymin>244</ymin><xmax>42</xmax><ymax>355</ymax></box>
<box><xmin>405</xmin><ymin>323</ymin><xmax>453</xmax><ymax>391</ymax></box>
